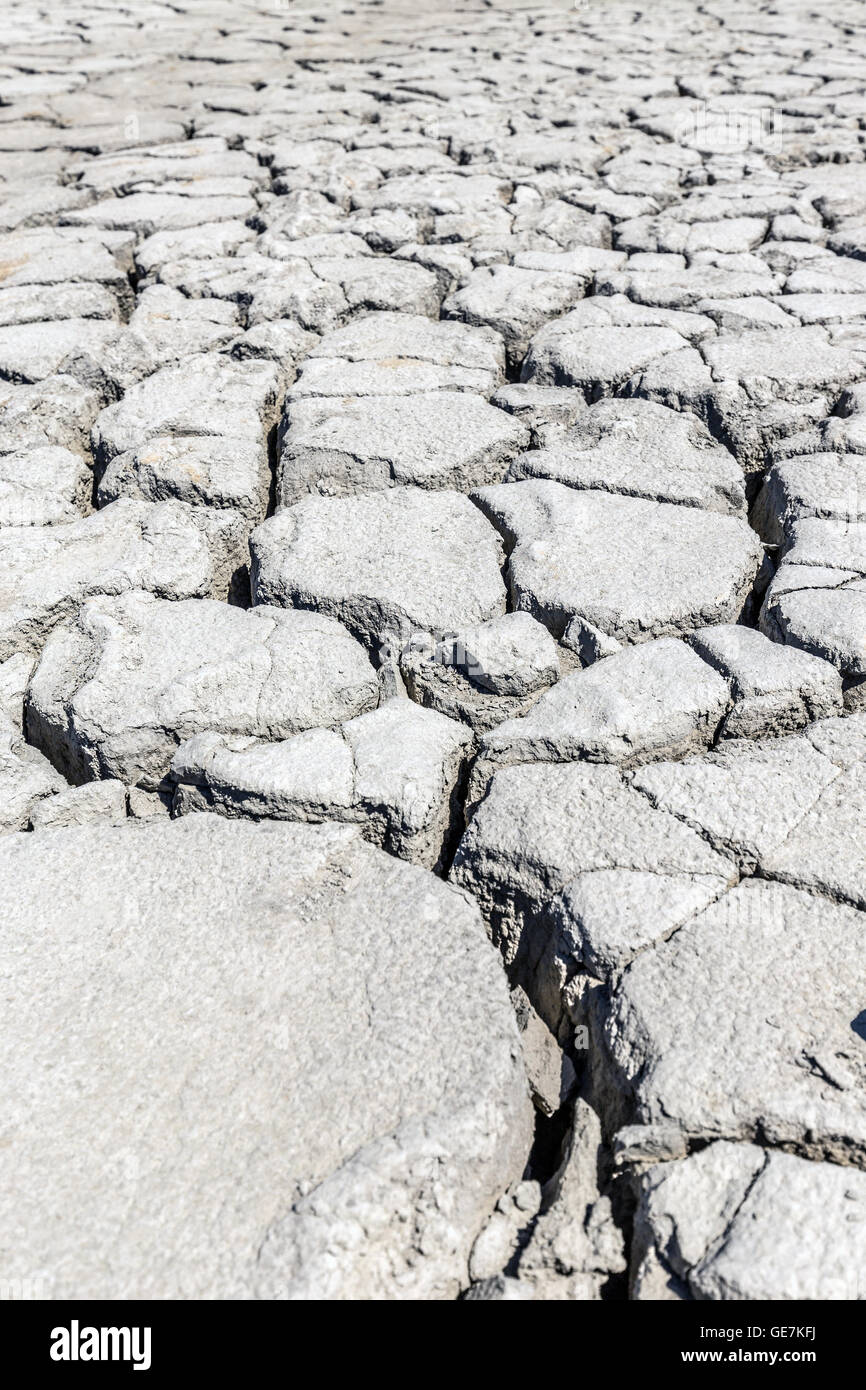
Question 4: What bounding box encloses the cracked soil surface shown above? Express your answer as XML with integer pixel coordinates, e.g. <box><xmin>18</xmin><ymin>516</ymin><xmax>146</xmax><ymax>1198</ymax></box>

<box><xmin>1</xmin><ymin>0</ymin><xmax>865</xmax><ymax>1302</ymax></box>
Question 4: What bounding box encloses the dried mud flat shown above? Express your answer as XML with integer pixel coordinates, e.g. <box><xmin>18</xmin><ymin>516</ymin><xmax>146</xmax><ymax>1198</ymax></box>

<box><xmin>1</xmin><ymin>0</ymin><xmax>865</xmax><ymax>1302</ymax></box>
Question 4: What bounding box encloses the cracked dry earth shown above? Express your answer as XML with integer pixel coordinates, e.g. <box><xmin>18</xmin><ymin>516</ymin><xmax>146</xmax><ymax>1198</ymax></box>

<box><xmin>1</xmin><ymin>0</ymin><xmax>866</xmax><ymax>1305</ymax></box>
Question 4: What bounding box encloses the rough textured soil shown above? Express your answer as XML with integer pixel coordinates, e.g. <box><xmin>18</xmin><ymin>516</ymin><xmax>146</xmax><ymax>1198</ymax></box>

<box><xmin>1</xmin><ymin>0</ymin><xmax>865</xmax><ymax>1301</ymax></box>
